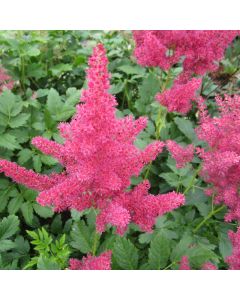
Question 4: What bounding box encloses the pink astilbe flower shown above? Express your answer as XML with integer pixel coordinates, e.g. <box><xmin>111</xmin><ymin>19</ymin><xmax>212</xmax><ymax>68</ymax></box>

<box><xmin>0</xmin><ymin>44</ymin><xmax>185</xmax><ymax>234</ymax></box>
<box><xmin>201</xmin><ymin>262</ymin><xmax>217</xmax><ymax>270</ymax></box>
<box><xmin>97</xmin><ymin>180</ymin><xmax>185</xmax><ymax>234</ymax></box>
<box><xmin>69</xmin><ymin>251</ymin><xmax>112</xmax><ymax>270</ymax></box>
<box><xmin>179</xmin><ymin>256</ymin><xmax>217</xmax><ymax>270</ymax></box>
<box><xmin>225</xmin><ymin>228</ymin><xmax>240</xmax><ymax>270</ymax></box>
<box><xmin>156</xmin><ymin>78</ymin><xmax>202</xmax><ymax>114</ymax></box>
<box><xmin>196</xmin><ymin>95</ymin><xmax>240</xmax><ymax>222</ymax></box>
<box><xmin>166</xmin><ymin>140</ymin><xmax>194</xmax><ymax>168</ymax></box>
<box><xmin>179</xmin><ymin>256</ymin><xmax>191</xmax><ymax>270</ymax></box>
<box><xmin>0</xmin><ymin>68</ymin><xmax>14</xmax><ymax>92</ymax></box>
<box><xmin>133</xmin><ymin>31</ymin><xmax>239</xmax><ymax>81</ymax></box>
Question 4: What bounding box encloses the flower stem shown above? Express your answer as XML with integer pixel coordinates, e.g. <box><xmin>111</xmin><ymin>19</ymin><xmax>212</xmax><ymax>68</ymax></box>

<box><xmin>183</xmin><ymin>165</ymin><xmax>202</xmax><ymax>195</ymax></box>
<box><xmin>163</xmin><ymin>261</ymin><xmax>177</xmax><ymax>270</ymax></box>
<box><xmin>193</xmin><ymin>205</ymin><xmax>225</xmax><ymax>233</ymax></box>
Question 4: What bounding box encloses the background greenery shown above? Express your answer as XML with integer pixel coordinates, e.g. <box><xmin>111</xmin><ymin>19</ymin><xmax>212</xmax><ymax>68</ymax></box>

<box><xmin>0</xmin><ymin>30</ymin><xmax>239</xmax><ymax>269</ymax></box>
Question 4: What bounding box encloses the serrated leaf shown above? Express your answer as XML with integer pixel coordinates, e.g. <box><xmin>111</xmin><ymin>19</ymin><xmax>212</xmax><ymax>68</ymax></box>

<box><xmin>50</xmin><ymin>64</ymin><xmax>72</xmax><ymax>77</ymax></box>
<box><xmin>148</xmin><ymin>233</ymin><xmax>170</xmax><ymax>269</ymax></box>
<box><xmin>188</xmin><ymin>245</ymin><xmax>218</xmax><ymax>269</ymax></box>
<box><xmin>70</xmin><ymin>221</ymin><xmax>93</xmax><ymax>253</ymax></box>
<box><xmin>46</xmin><ymin>88</ymin><xmax>62</xmax><ymax>115</ymax></box>
<box><xmin>160</xmin><ymin>172</ymin><xmax>179</xmax><ymax>187</ymax></box>
<box><xmin>37</xmin><ymin>256</ymin><xmax>60</xmax><ymax>270</ymax></box>
<box><xmin>33</xmin><ymin>203</ymin><xmax>54</xmax><ymax>218</ymax></box>
<box><xmin>135</xmin><ymin>73</ymin><xmax>160</xmax><ymax>114</ymax></box>
<box><xmin>18</xmin><ymin>148</ymin><xmax>32</xmax><ymax>164</ymax></box>
<box><xmin>0</xmin><ymin>215</ymin><xmax>19</xmax><ymax>240</ymax></box>
<box><xmin>65</xmin><ymin>88</ymin><xmax>81</xmax><ymax>106</ymax></box>
<box><xmin>0</xmin><ymin>240</ymin><xmax>15</xmax><ymax>252</ymax></box>
<box><xmin>0</xmin><ymin>133</ymin><xmax>21</xmax><ymax>150</ymax></box>
<box><xmin>21</xmin><ymin>202</ymin><xmax>33</xmax><ymax>225</ymax></box>
<box><xmin>113</xmin><ymin>237</ymin><xmax>138</xmax><ymax>270</ymax></box>
<box><xmin>26</xmin><ymin>47</ymin><xmax>40</xmax><ymax>57</ymax></box>
<box><xmin>33</xmin><ymin>155</ymin><xmax>42</xmax><ymax>172</ymax></box>
<box><xmin>118</xmin><ymin>65</ymin><xmax>144</xmax><ymax>75</ymax></box>
<box><xmin>0</xmin><ymin>90</ymin><xmax>22</xmax><ymax>116</ymax></box>
<box><xmin>174</xmin><ymin>117</ymin><xmax>199</xmax><ymax>145</ymax></box>
<box><xmin>9</xmin><ymin>113</ymin><xmax>30</xmax><ymax>128</ymax></box>
<box><xmin>8</xmin><ymin>195</ymin><xmax>23</xmax><ymax>214</ymax></box>
<box><xmin>170</xmin><ymin>233</ymin><xmax>193</xmax><ymax>261</ymax></box>
<box><xmin>219</xmin><ymin>230</ymin><xmax>232</xmax><ymax>258</ymax></box>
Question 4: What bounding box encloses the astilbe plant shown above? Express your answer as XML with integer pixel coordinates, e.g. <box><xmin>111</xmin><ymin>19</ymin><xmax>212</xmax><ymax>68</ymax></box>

<box><xmin>166</xmin><ymin>140</ymin><xmax>194</xmax><ymax>169</ymax></box>
<box><xmin>133</xmin><ymin>30</ymin><xmax>239</xmax><ymax>82</ymax></box>
<box><xmin>196</xmin><ymin>94</ymin><xmax>240</xmax><ymax>222</ymax></box>
<box><xmin>156</xmin><ymin>77</ymin><xmax>202</xmax><ymax>114</ymax></box>
<box><xmin>69</xmin><ymin>251</ymin><xmax>112</xmax><ymax>270</ymax></box>
<box><xmin>0</xmin><ymin>44</ymin><xmax>185</xmax><ymax>238</ymax></box>
<box><xmin>0</xmin><ymin>67</ymin><xmax>14</xmax><ymax>92</ymax></box>
<box><xmin>179</xmin><ymin>256</ymin><xmax>217</xmax><ymax>270</ymax></box>
<box><xmin>225</xmin><ymin>228</ymin><xmax>240</xmax><ymax>270</ymax></box>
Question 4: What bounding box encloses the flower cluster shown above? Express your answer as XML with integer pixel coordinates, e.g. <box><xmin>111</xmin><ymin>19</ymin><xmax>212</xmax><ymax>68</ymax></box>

<box><xmin>196</xmin><ymin>95</ymin><xmax>240</xmax><ymax>222</ymax></box>
<box><xmin>133</xmin><ymin>31</ymin><xmax>239</xmax><ymax>81</ymax></box>
<box><xmin>0</xmin><ymin>68</ymin><xmax>14</xmax><ymax>92</ymax></box>
<box><xmin>0</xmin><ymin>44</ymin><xmax>185</xmax><ymax>235</ymax></box>
<box><xmin>156</xmin><ymin>78</ymin><xmax>202</xmax><ymax>114</ymax></box>
<box><xmin>69</xmin><ymin>251</ymin><xmax>112</xmax><ymax>270</ymax></box>
<box><xmin>179</xmin><ymin>256</ymin><xmax>217</xmax><ymax>270</ymax></box>
<box><xmin>225</xmin><ymin>228</ymin><xmax>240</xmax><ymax>270</ymax></box>
<box><xmin>166</xmin><ymin>140</ymin><xmax>194</xmax><ymax>168</ymax></box>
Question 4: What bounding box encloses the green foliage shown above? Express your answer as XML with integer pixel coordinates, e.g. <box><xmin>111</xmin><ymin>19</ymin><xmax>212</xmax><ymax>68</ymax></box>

<box><xmin>113</xmin><ymin>237</ymin><xmax>139</xmax><ymax>270</ymax></box>
<box><xmin>0</xmin><ymin>215</ymin><xmax>19</xmax><ymax>252</ymax></box>
<box><xmin>148</xmin><ymin>233</ymin><xmax>171</xmax><ymax>269</ymax></box>
<box><xmin>25</xmin><ymin>227</ymin><xmax>70</xmax><ymax>270</ymax></box>
<box><xmin>0</xmin><ymin>30</ymin><xmax>239</xmax><ymax>270</ymax></box>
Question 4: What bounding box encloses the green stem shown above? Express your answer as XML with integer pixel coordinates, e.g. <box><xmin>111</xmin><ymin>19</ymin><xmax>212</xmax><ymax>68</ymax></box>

<box><xmin>183</xmin><ymin>165</ymin><xmax>202</xmax><ymax>195</ymax></box>
<box><xmin>193</xmin><ymin>205</ymin><xmax>225</xmax><ymax>233</ymax></box>
<box><xmin>91</xmin><ymin>208</ymin><xmax>100</xmax><ymax>256</ymax></box>
<box><xmin>144</xmin><ymin>70</ymin><xmax>171</xmax><ymax>180</ymax></box>
<box><xmin>163</xmin><ymin>261</ymin><xmax>177</xmax><ymax>270</ymax></box>
<box><xmin>92</xmin><ymin>231</ymin><xmax>99</xmax><ymax>256</ymax></box>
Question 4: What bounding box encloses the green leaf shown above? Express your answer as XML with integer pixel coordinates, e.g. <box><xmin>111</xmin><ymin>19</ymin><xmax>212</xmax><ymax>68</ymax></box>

<box><xmin>8</xmin><ymin>195</ymin><xmax>24</xmax><ymax>214</ymax></box>
<box><xmin>46</xmin><ymin>88</ymin><xmax>62</xmax><ymax>115</ymax></box>
<box><xmin>21</xmin><ymin>202</ymin><xmax>33</xmax><ymax>225</ymax></box>
<box><xmin>65</xmin><ymin>88</ymin><xmax>81</xmax><ymax>106</ymax></box>
<box><xmin>0</xmin><ymin>90</ymin><xmax>22</xmax><ymax>116</ymax></box>
<box><xmin>188</xmin><ymin>245</ymin><xmax>218</xmax><ymax>269</ymax></box>
<box><xmin>26</xmin><ymin>47</ymin><xmax>41</xmax><ymax>57</ymax></box>
<box><xmin>109</xmin><ymin>82</ymin><xmax>125</xmax><ymax>94</ymax></box>
<box><xmin>148</xmin><ymin>233</ymin><xmax>170</xmax><ymax>269</ymax></box>
<box><xmin>138</xmin><ymin>233</ymin><xmax>153</xmax><ymax>244</ymax></box>
<box><xmin>170</xmin><ymin>233</ymin><xmax>193</xmax><ymax>262</ymax></box>
<box><xmin>113</xmin><ymin>237</ymin><xmax>138</xmax><ymax>270</ymax></box>
<box><xmin>160</xmin><ymin>172</ymin><xmax>180</xmax><ymax>187</ymax></box>
<box><xmin>33</xmin><ymin>203</ymin><xmax>54</xmax><ymax>218</ymax></box>
<box><xmin>174</xmin><ymin>117</ymin><xmax>199</xmax><ymax>145</ymax></box>
<box><xmin>0</xmin><ymin>133</ymin><xmax>21</xmax><ymax>150</ymax></box>
<box><xmin>0</xmin><ymin>215</ymin><xmax>19</xmax><ymax>240</ymax></box>
<box><xmin>9</xmin><ymin>113</ymin><xmax>30</xmax><ymax>128</ymax></box>
<box><xmin>0</xmin><ymin>240</ymin><xmax>15</xmax><ymax>252</ymax></box>
<box><xmin>219</xmin><ymin>229</ymin><xmax>232</xmax><ymax>258</ymax></box>
<box><xmin>118</xmin><ymin>65</ymin><xmax>144</xmax><ymax>75</ymax></box>
<box><xmin>18</xmin><ymin>149</ymin><xmax>32</xmax><ymax>164</ymax></box>
<box><xmin>40</xmin><ymin>154</ymin><xmax>58</xmax><ymax>166</ymax></box>
<box><xmin>33</xmin><ymin>155</ymin><xmax>42</xmax><ymax>172</ymax></box>
<box><xmin>50</xmin><ymin>64</ymin><xmax>72</xmax><ymax>77</ymax></box>
<box><xmin>70</xmin><ymin>221</ymin><xmax>93</xmax><ymax>253</ymax></box>
<box><xmin>135</xmin><ymin>73</ymin><xmax>160</xmax><ymax>114</ymax></box>
<box><xmin>37</xmin><ymin>256</ymin><xmax>60</xmax><ymax>270</ymax></box>
<box><xmin>0</xmin><ymin>178</ymin><xmax>9</xmax><ymax>189</ymax></box>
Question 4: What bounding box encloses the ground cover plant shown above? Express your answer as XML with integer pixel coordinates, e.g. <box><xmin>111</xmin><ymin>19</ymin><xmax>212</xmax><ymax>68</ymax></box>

<box><xmin>0</xmin><ymin>30</ymin><xmax>240</xmax><ymax>270</ymax></box>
